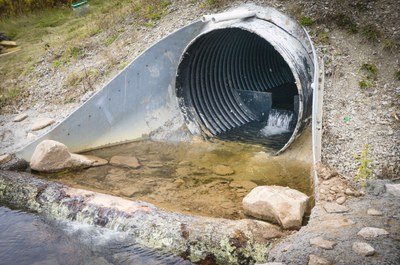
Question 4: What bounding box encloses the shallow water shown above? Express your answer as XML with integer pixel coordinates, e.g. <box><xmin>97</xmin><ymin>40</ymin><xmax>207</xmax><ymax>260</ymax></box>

<box><xmin>36</xmin><ymin>128</ymin><xmax>313</xmax><ymax>220</ymax></box>
<box><xmin>0</xmin><ymin>205</ymin><xmax>191</xmax><ymax>265</ymax></box>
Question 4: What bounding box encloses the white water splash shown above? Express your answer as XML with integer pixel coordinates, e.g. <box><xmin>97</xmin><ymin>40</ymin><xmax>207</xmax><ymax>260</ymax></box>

<box><xmin>261</xmin><ymin>109</ymin><xmax>294</xmax><ymax>136</ymax></box>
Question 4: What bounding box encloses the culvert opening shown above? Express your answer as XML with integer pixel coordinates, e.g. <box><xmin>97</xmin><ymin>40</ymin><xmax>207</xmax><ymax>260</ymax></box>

<box><xmin>176</xmin><ymin>28</ymin><xmax>299</xmax><ymax>150</ymax></box>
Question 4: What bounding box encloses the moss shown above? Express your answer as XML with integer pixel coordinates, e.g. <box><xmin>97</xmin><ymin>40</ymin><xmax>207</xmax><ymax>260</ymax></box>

<box><xmin>299</xmin><ymin>16</ymin><xmax>314</xmax><ymax>27</ymax></box>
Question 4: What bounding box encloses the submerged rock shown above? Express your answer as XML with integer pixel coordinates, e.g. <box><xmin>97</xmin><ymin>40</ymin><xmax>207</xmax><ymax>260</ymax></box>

<box><xmin>212</xmin><ymin>164</ymin><xmax>235</xmax><ymax>176</ymax></box>
<box><xmin>242</xmin><ymin>186</ymin><xmax>309</xmax><ymax>229</ymax></box>
<box><xmin>110</xmin><ymin>156</ymin><xmax>140</xmax><ymax>169</ymax></box>
<box><xmin>30</xmin><ymin>140</ymin><xmax>108</xmax><ymax>172</ymax></box>
<box><xmin>31</xmin><ymin>118</ymin><xmax>55</xmax><ymax>131</ymax></box>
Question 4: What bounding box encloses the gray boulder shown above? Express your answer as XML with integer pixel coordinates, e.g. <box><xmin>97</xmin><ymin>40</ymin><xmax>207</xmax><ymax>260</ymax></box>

<box><xmin>242</xmin><ymin>185</ymin><xmax>309</xmax><ymax>229</ymax></box>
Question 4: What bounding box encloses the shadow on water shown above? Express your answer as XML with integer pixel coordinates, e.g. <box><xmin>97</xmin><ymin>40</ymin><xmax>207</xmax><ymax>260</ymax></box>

<box><xmin>34</xmin><ymin>127</ymin><xmax>313</xmax><ymax>220</ymax></box>
<box><xmin>0</xmin><ymin>205</ymin><xmax>192</xmax><ymax>265</ymax></box>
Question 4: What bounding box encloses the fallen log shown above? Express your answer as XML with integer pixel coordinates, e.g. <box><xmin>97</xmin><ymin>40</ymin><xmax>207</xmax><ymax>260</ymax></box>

<box><xmin>0</xmin><ymin>171</ymin><xmax>284</xmax><ymax>264</ymax></box>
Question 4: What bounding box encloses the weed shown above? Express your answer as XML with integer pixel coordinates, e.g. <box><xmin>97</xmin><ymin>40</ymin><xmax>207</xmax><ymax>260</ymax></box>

<box><xmin>67</xmin><ymin>46</ymin><xmax>83</xmax><ymax>59</ymax></box>
<box><xmin>361</xmin><ymin>24</ymin><xmax>381</xmax><ymax>42</ymax></box>
<box><xmin>383</xmin><ymin>38</ymin><xmax>398</xmax><ymax>52</ymax></box>
<box><xmin>103</xmin><ymin>34</ymin><xmax>118</xmax><ymax>46</ymax></box>
<box><xmin>299</xmin><ymin>16</ymin><xmax>314</xmax><ymax>27</ymax></box>
<box><xmin>353</xmin><ymin>144</ymin><xmax>373</xmax><ymax>189</ymax></box>
<box><xmin>145</xmin><ymin>21</ymin><xmax>155</xmax><ymax>28</ymax></box>
<box><xmin>202</xmin><ymin>0</ymin><xmax>227</xmax><ymax>8</ymax></box>
<box><xmin>395</xmin><ymin>70</ymin><xmax>400</xmax><ymax>81</ymax></box>
<box><xmin>66</xmin><ymin>72</ymin><xmax>82</xmax><ymax>86</ymax></box>
<box><xmin>316</xmin><ymin>31</ymin><xmax>330</xmax><ymax>44</ymax></box>
<box><xmin>52</xmin><ymin>58</ymin><xmax>70</xmax><ymax>68</ymax></box>
<box><xmin>358</xmin><ymin>77</ymin><xmax>373</xmax><ymax>89</ymax></box>
<box><xmin>334</xmin><ymin>13</ymin><xmax>358</xmax><ymax>33</ymax></box>
<box><xmin>359</xmin><ymin>62</ymin><xmax>377</xmax><ymax>89</ymax></box>
<box><xmin>0</xmin><ymin>87</ymin><xmax>20</xmax><ymax>110</ymax></box>
<box><xmin>361</xmin><ymin>63</ymin><xmax>378</xmax><ymax>77</ymax></box>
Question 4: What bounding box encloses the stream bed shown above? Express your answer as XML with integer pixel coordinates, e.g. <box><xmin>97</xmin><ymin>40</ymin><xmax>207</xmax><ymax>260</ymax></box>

<box><xmin>35</xmin><ymin>128</ymin><xmax>313</xmax><ymax>220</ymax></box>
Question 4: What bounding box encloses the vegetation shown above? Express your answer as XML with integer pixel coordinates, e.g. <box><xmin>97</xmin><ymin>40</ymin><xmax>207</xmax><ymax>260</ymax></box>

<box><xmin>334</xmin><ymin>13</ymin><xmax>358</xmax><ymax>33</ymax></box>
<box><xmin>395</xmin><ymin>69</ymin><xmax>400</xmax><ymax>81</ymax></box>
<box><xmin>299</xmin><ymin>16</ymin><xmax>314</xmax><ymax>27</ymax></box>
<box><xmin>353</xmin><ymin>144</ymin><xmax>373</xmax><ymax>189</ymax></box>
<box><xmin>358</xmin><ymin>63</ymin><xmax>377</xmax><ymax>89</ymax></box>
<box><xmin>0</xmin><ymin>0</ymin><xmax>172</xmax><ymax>110</ymax></box>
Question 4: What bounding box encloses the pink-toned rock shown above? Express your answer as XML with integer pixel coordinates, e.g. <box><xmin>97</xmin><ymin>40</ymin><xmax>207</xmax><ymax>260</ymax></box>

<box><xmin>110</xmin><ymin>156</ymin><xmax>140</xmax><ymax>169</ymax></box>
<box><xmin>31</xmin><ymin>118</ymin><xmax>55</xmax><ymax>131</ymax></box>
<box><xmin>0</xmin><ymin>154</ymin><xmax>12</xmax><ymax>164</ymax></box>
<box><xmin>30</xmin><ymin>140</ymin><xmax>107</xmax><ymax>172</ymax></box>
<box><xmin>242</xmin><ymin>185</ymin><xmax>309</xmax><ymax>229</ymax></box>
<box><xmin>310</xmin><ymin>237</ymin><xmax>337</xmax><ymax>250</ymax></box>
<box><xmin>13</xmin><ymin>113</ymin><xmax>28</xmax><ymax>122</ymax></box>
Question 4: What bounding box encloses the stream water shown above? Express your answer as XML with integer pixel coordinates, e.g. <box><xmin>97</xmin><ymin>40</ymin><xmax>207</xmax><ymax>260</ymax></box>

<box><xmin>35</xmin><ymin>127</ymin><xmax>313</xmax><ymax>220</ymax></box>
<box><xmin>0</xmin><ymin>204</ymin><xmax>191</xmax><ymax>265</ymax></box>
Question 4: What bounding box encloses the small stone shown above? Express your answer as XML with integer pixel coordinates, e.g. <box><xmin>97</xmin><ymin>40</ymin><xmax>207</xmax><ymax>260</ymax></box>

<box><xmin>336</xmin><ymin>196</ymin><xmax>346</xmax><ymax>205</ymax></box>
<box><xmin>13</xmin><ymin>113</ymin><xmax>28</xmax><ymax>122</ymax></box>
<box><xmin>310</xmin><ymin>237</ymin><xmax>337</xmax><ymax>250</ymax></box>
<box><xmin>27</xmin><ymin>132</ymin><xmax>36</xmax><ymax>140</ymax></box>
<box><xmin>323</xmin><ymin>202</ymin><xmax>349</xmax><ymax>213</ymax></box>
<box><xmin>345</xmin><ymin>188</ymin><xmax>355</xmax><ymax>196</ymax></box>
<box><xmin>110</xmin><ymin>156</ymin><xmax>140</xmax><ymax>169</ymax></box>
<box><xmin>308</xmin><ymin>254</ymin><xmax>331</xmax><ymax>265</ymax></box>
<box><xmin>178</xmin><ymin>160</ymin><xmax>191</xmax><ymax>166</ymax></box>
<box><xmin>119</xmin><ymin>186</ymin><xmax>141</xmax><ymax>197</ymax></box>
<box><xmin>174</xmin><ymin>178</ymin><xmax>185</xmax><ymax>187</ymax></box>
<box><xmin>367</xmin><ymin>208</ymin><xmax>383</xmax><ymax>216</ymax></box>
<box><xmin>212</xmin><ymin>164</ymin><xmax>234</xmax><ymax>176</ymax></box>
<box><xmin>31</xmin><ymin>118</ymin><xmax>55</xmax><ymax>131</ymax></box>
<box><xmin>147</xmin><ymin>161</ymin><xmax>163</xmax><ymax>168</ymax></box>
<box><xmin>256</xmin><ymin>263</ymin><xmax>286</xmax><ymax>265</ymax></box>
<box><xmin>0</xmin><ymin>154</ymin><xmax>12</xmax><ymax>164</ymax></box>
<box><xmin>316</xmin><ymin>162</ymin><xmax>338</xmax><ymax>180</ymax></box>
<box><xmin>319</xmin><ymin>188</ymin><xmax>326</xmax><ymax>193</ymax></box>
<box><xmin>357</xmin><ymin>227</ymin><xmax>389</xmax><ymax>239</ymax></box>
<box><xmin>352</xmin><ymin>242</ymin><xmax>375</xmax><ymax>256</ymax></box>
<box><xmin>229</xmin><ymin>180</ymin><xmax>257</xmax><ymax>190</ymax></box>
<box><xmin>176</xmin><ymin>167</ymin><xmax>191</xmax><ymax>177</ymax></box>
<box><xmin>385</xmin><ymin>184</ymin><xmax>400</xmax><ymax>197</ymax></box>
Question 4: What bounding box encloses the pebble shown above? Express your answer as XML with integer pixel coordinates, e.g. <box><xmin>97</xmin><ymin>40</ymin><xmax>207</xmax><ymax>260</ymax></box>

<box><xmin>27</xmin><ymin>132</ymin><xmax>36</xmax><ymax>140</ymax></box>
<box><xmin>309</xmin><ymin>237</ymin><xmax>337</xmax><ymax>250</ymax></box>
<box><xmin>212</xmin><ymin>164</ymin><xmax>234</xmax><ymax>176</ymax></box>
<box><xmin>336</xmin><ymin>196</ymin><xmax>346</xmax><ymax>205</ymax></box>
<box><xmin>357</xmin><ymin>227</ymin><xmax>389</xmax><ymax>239</ymax></box>
<box><xmin>13</xmin><ymin>113</ymin><xmax>28</xmax><ymax>122</ymax></box>
<box><xmin>385</xmin><ymin>184</ymin><xmax>400</xmax><ymax>197</ymax></box>
<box><xmin>31</xmin><ymin>118</ymin><xmax>55</xmax><ymax>131</ymax></box>
<box><xmin>174</xmin><ymin>178</ymin><xmax>185</xmax><ymax>188</ymax></box>
<box><xmin>308</xmin><ymin>254</ymin><xmax>331</xmax><ymax>265</ymax></box>
<box><xmin>229</xmin><ymin>180</ymin><xmax>257</xmax><ymax>190</ymax></box>
<box><xmin>323</xmin><ymin>202</ymin><xmax>349</xmax><ymax>213</ymax></box>
<box><xmin>345</xmin><ymin>188</ymin><xmax>354</xmax><ymax>196</ymax></box>
<box><xmin>147</xmin><ymin>161</ymin><xmax>163</xmax><ymax>168</ymax></box>
<box><xmin>110</xmin><ymin>156</ymin><xmax>140</xmax><ymax>169</ymax></box>
<box><xmin>367</xmin><ymin>208</ymin><xmax>383</xmax><ymax>216</ymax></box>
<box><xmin>352</xmin><ymin>242</ymin><xmax>375</xmax><ymax>256</ymax></box>
<box><xmin>178</xmin><ymin>160</ymin><xmax>191</xmax><ymax>166</ymax></box>
<box><xmin>0</xmin><ymin>153</ymin><xmax>12</xmax><ymax>164</ymax></box>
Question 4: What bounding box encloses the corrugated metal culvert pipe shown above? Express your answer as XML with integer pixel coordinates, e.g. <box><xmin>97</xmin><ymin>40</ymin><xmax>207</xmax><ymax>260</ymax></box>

<box><xmin>177</xmin><ymin>6</ymin><xmax>315</xmax><ymax>153</ymax></box>
<box><xmin>17</xmin><ymin>4</ymin><xmax>317</xmax><ymax>161</ymax></box>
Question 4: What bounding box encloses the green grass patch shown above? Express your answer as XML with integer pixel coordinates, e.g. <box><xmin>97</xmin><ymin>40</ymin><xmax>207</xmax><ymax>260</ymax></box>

<box><xmin>103</xmin><ymin>34</ymin><xmax>119</xmax><ymax>46</ymax></box>
<box><xmin>299</xmin><ymin>16</ymin><xmax>314</xmax><ymax>27</ymax></box>
<box><xmin>359</xmin><ymin>63</ymin><xmax>378</xmax><ymax>90</ymax></box>
<box><xmin>395</xmin><ymin>70</ymin><xmax>400</xmax><ymax>81</ymax></box>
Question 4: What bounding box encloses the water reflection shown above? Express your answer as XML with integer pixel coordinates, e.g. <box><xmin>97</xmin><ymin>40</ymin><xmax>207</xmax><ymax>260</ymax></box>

<box><xmin>0</xmin><ymin>205</ymin><xmax>191</xmax><ymax>265</ymax></box>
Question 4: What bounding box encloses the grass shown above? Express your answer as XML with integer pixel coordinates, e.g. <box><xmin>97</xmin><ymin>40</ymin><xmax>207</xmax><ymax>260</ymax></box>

<box><xmin>359</xmin><ymin>63</ymin><xmax>378</xmax><ymax>90</ymax></box>
<box><xmin>361</xmin><ymin>24</ymin><xmax>382</xmax><ymax>42</ymax></box>
<box><xmin>299</xmin><ymin>16</ymin><xmax>314</xmax><ymax>27</ymax></box>
<box><xmin>0</xmin><ymin>0</ymin><xmax>172</xmax><ymax>111</ymax></box>
<box><xmin>395</xmin><ymin>70</ymin><xmax>400</xmax><ymax>81</ymax></box>
<box><xmin>201</xmin><ymin>0</ymin><xmax>228</xmax><ymax>8</ymax></box>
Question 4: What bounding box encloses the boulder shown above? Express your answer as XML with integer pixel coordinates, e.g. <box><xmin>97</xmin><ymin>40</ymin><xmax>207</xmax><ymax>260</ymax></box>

<box><xmin>0</xmin><ymin>154</ymin><xmax>12</xmax><ymax>164</ymax></box>
<box><xmin>242</xmin><ymin>186</ymin><xmax>309</xmax><ymax>229</ymax></box>
<box><xmin>357</xmin><ymin>227</ymin><xmax>388</xmax><ymax>239</ymax></box>
<box><xmin>309</xmin><ymin>237</ymin><xmax>337</xmax><ymax>250</ymax></box>
<box><xmin>322</xmin><ymin>202</ymin><xmax>349</xmax><ymax>213</ymax></box>
<box><xmin>30</xmin><ymin>140</ymin><xmax>107</xmax><ymax>172</ymax></box>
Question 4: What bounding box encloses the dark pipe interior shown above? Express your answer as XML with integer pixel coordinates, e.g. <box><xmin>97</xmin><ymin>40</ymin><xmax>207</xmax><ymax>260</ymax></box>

<box><xmin>176</xmin><ymin>28</ymin><xmax>298</xmax><ymax>150</ymax></box>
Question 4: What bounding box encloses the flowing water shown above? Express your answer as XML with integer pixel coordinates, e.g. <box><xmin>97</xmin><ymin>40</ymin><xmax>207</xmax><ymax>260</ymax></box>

<box><xmin>35</xmin><ymin>127</ymin><xmax>313</xmax><ymax>220</ymax></box>
<box><xmin>261</xmin><ymin>109</ymin><xmax>295</xmax><ymax>136</ymax></box>
<box><xmin>0</xmin><ymin>205</ymin><xmax>192</xmax><ymax>265</ymax></box>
